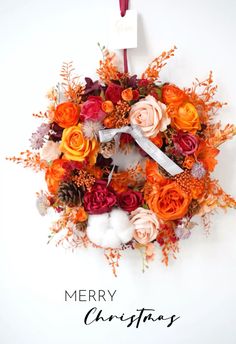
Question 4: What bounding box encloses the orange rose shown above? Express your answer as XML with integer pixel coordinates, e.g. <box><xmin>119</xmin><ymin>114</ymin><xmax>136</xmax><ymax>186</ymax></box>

<box><xmin>102</xmin><ymin>100</ymin><xmax>114</xmax><ymax>114</ymax></box>
<box><xmin>162</xmin><ymin>84</ymin><xmax>187</xmax><ymax>104</ymax></box>
<box><xmin>54</xmin><ymin>102</ymin><xmax>79</xmax><ymax>128</ymax></box>
<box><xmin>150</xmin><ymin>133</ymin><xmax>163</xmax><ymax>148</ymax></box>
<box><xmin>121</xmin><ymin>88</ymin><xmax>133</xmax><ymax>102</ymax></box>
<box><xmin>74</xmin><ymin>207</ymin><xmax>88</xmax><ymax>222</ymax></box>
<box><xmin>45</xmin><ymin>159</ymin><xmax>66</xmax><ymax>194</ymax></box>
<box><xmin>170</xmin><ymin>102</ymin><xmax>201</xmax><ymax>133</ymax></box>
<box><xmin>60</xmin><ymin>124</ymin><xmax>98</xmax><ymax>164</ymax></box>
<box><xmin>146</xmin><ymin>181</ymin><xmax>191</xmax><ymax>221</ymax></box>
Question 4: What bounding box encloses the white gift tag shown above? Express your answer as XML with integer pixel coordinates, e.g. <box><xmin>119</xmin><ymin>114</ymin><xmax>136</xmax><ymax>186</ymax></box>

<box><xmin>109</xmin><ymin>10</ymin><xmax>137</xmax><ymax>50</ymax></box>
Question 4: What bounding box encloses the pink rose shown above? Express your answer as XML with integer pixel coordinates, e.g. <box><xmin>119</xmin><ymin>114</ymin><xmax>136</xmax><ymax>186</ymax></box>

<box><xmin>84</xmin><ymin>180</ymin><xmax>117</xmax><ymax>214</ymax></box>
<box><xmin>173</xmin><ymin>131</ymin><xmax>198</xmax><ymax>156</ymax></box>
<box><xmin>129</xmin><ymin>95</ymin><xmax>170</xmax><ymax>138</ymax></box>
<box><xmin>80</xmin><ymin>96</ymin><xmax>105</xmax><ymax>122</ymax></box>
<box><xmin>130</xmin><ymin>207</ymin><xmax>159</xmax><ymax>245</ymax></box>
<box><xmin>105</xmin><ymin>83</ymin><xmax>123</xmax><ymax>104</ymax></box>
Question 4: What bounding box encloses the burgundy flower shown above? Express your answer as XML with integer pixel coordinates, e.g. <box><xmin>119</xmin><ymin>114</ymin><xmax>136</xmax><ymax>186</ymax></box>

<box><xmin>173</xmin><ymin>131</ymin><xmax>198</xmax><ymax>156</ymax></box>
<box><xmin>105</xmin><ymin>83</ymin><xmax>123</xmax><ymax>104</ymax></box>
<box><xmin>138</xmin><ymin>78</ymin><xmax>150</xmax><ymax>87</ymax></box>
<box><xmin>120</xmin><ymin>133</ymin><xmax>135</xmax><ymax>145</ymax></box>
<box><xmin>80</xmin><ymin>96</ymin><xmax>105</xmax><ymax>121</ymax></box>
<box><xmin>132</xmin><ymin>89</ymin><xmax>140</xmax><ymax>101</ymax></box>
<box><xmin>84</xmin><ymin>180</ymin><xmax>117</xmax><ymax>214</ymax></box>
<box><xmin>117</xmin><ymin>190</ymin><xmax>143</xmax><ymax>212</ymax></box>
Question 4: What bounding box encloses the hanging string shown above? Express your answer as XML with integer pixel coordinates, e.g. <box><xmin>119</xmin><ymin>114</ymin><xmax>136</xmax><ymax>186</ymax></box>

<box><xmin>119</xmin><ymin>0</ymin><xmax>129</xmax><ymax>74</ymax></box>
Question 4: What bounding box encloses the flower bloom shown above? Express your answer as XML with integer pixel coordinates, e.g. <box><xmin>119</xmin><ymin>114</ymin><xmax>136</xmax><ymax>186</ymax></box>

<box><xmin>173</xmin><ymin>131</ymin><xmax>199</xmax><ymax>155</ymax></box>
<box><xmin>102</xmin><ymin>100</ymin><xmax>114</xmax><ymax>113</ymax></box>
<box><xmin>45</xmin><ymin>159</ymin><xmax>66</xmax><ymax>194</ymax></box>
<box><xmin>41</xmin><ymin>141</ymin><xmax>61</xmax><ymax>161</ymax></box>
<box><xmin>117</xmin><ymin>190</ymin><xmax>143</xmax><ymax>212</ymax></box>
<box><xmin>130</xmin><ymin>207</ymin><xmax>159</xmax><ymax>245</ymax></box>
<box><xmin>146</xmin><ymin>182</ymin><xmax>191</xmax><ymax>221</ymax></box>
<box><xmin>129</xmin><ymin>95</ymin><xmax>170</xmax><ymax>138</ymax></box>
<box><xmin>121</xmin><ymin>88</ymin><xmax>133</xmax><ymax>102</ymax></box>
<box><xmin>54</xmin><ymin>102</ymin><xmax>79</xmax><ymax>128</ymax></box>
<box><xmin>170</xmin><ymin>102</ymin><xmax>201</xmax><ymax>133</ymax></box>
<box><xmin>80</xmin><ymin>96</ymin><xmax>106</xmax><ymax>122</ymax></box>
<box><xmin>105</xmin><ymin>83</ymin><xmax>123</xmax><ymax>104</ymax></box>
<box><xmin>84</xmin><ymin>180</ymin><xmax>117</xmax><ymax>214</ymax></box>
<box><xmin>162</xmin><ymin>84</ymin><xmax>187</xmax><ymax>104</ymax></box>
<box><xmin>60</xmin><ymin>124</ymin><xmax>98</xmax><ymax>164</ymax></box>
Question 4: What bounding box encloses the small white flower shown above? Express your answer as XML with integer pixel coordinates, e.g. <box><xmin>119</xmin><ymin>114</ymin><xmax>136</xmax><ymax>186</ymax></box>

<box><xmin>36</xmin><ymin>191</ymin><xmax>50</xmax><ymax>216</ymax></box>
<box><xmin>41</xmin><ymin>141</ymin><xmax>61</xmax><ymax>162</ymax></box>
<box><xmin>82</xmin><ymin>120</ymin><xmax>103</xmax><ymax>140</ymax></box>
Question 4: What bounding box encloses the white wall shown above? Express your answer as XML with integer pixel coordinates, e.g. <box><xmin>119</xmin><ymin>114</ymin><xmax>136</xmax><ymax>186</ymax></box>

<box><xmin>0</xmin><ymin>0</ymin><xmax>236</xmax><ymax>343</ymax></box>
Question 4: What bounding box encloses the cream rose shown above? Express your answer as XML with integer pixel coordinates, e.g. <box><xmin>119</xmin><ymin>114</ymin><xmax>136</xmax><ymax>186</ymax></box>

<box><xmin>41</xmin><ymin>141</ymin><xmax>61</xmax><ymax>162</ymax></box>
<box><xmin>129</xmin><ymin>95</ymin><xmax>170</xmax><ymax>138</ymax></box>
<box><xmin>130</xmin><ymin>207</ymin><xmax>159</xmax><ymax>245</ymax></box>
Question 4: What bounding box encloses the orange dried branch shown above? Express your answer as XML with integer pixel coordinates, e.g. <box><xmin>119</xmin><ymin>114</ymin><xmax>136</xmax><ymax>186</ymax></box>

<box><xmin>6</xmin><ymin>150</ymin><xmax>47</xmax><ymax>172</ymax></box>
<box><xmin>185</xmin><ymin>71</ymin><xmax>227</xmax><ymax>122</ymax></box>
<box><xmin>32</xmin><ymin>111</ymin><xmax>48</xmax><ymax>119</ymax></box>
<box><xmin>205</xmin><ymin>123</ymin><xmax>236</xmax><ymax>147</ymax></box>
<box><xmin>199</xmin><ymin>179</ymin><xmax>236</xmax><ymax>214</ymax></box>
<box><xmin>142</xmin><ymin>46</ymin><xmax>177</xmax><ymax>81</ymax></box>
<box><xmin>60</xmin><ymin>62</ymin><xmax>85</xmax><ymax>104</ymax></box>
<box><xmin>97</xmin><ymin>50</ymin><xmax>120</xmax><ymax>84</ymax></box>
<box><xmin>104</xmin><ymin>248</ymin><xmax>121</xmax><ymax>277</ymax></box>
<box><xmin>161</xmin><ymin>242</ymin><xmax>179</xmax><ymax>266</ymax></box>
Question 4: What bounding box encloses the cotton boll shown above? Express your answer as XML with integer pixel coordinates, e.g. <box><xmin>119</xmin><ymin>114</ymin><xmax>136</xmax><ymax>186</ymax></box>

<box><xmin>109</xmin><ymin>209</ymin><xmax>130</xmax><ymax>231</ymax></box>
<box><xmin>102</xmin><ymin>228</ymin><xmax>122</xmax><ymax>249</ymax></box>
<box><xmin>110</xmin><ymin>209</ymin><xmax>134</xmax><ymax>243</ymax></box>
<box><xmin>87</xmin><ymin>213</ymin><xmax>109</xmax><ymax>247</ymax></box>
<box><xmin>117</xmin><ymin>227</ymin><xmax>134</xmax><ymax>244</ymax></box>
<box><xmin>86</xmin><ymin>209</ymin><xmax>135</xmax><ymax>248</ymax></box>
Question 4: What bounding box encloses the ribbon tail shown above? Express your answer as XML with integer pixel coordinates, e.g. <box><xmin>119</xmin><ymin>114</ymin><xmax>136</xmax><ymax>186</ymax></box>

<box><xmin>134</xmin><ymin>136</ymin><xmax>183</xmax><ymax>176</ymax></box>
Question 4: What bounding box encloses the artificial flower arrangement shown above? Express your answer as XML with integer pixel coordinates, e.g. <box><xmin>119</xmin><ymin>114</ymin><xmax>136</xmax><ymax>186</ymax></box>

<box><xmin>8</xmin><ymin>46</ymin><xmax>236</xmax><ymax>276</ymax></box>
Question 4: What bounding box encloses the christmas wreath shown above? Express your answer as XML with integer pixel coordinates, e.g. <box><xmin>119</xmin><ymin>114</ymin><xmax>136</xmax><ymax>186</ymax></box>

<box><xmin>8</xmin><ymin>46</ymin><xmax>236</xmax><ymax>275</ymax></box>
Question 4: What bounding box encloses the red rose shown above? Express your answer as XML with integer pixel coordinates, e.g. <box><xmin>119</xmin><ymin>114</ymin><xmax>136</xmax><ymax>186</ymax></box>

<box><xmin>132</xmin><ymin>89</ymin><xmax>140</xmax><ymax>101</ymax></box>
<box><xmin>80</xmin><ymin>96</ymin><xmax>105</xmax><ymax>121</ymax></box>
<box><xmin>138</xmin><ymin>79</ymin><xmax>150</xmax><ymax>87</ymax></box>
<box><xmin>173</xmin><ymin>131</ymin><xmax>199</xmax><ymax>156</ymax></box>
<box><xmin>84</xmin><ymin>180</ymin><xmax>117</xmax><ymax>214</ymax></box>
<box><xmin>105</xmin><ymin>83</ymin><xmax>123</xmax><ymax>104</ymax></box>
<box><xmin>117</xmin><ymin>190</ymin><xmax>143</xmax><ymax>212</ymax></box>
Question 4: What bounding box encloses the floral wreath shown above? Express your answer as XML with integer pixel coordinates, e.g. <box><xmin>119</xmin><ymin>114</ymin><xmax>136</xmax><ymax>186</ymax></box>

<box><xmin>8</xmin><ymin>46</ymin><xmax>236</xmax><ymax>276</ymax></box>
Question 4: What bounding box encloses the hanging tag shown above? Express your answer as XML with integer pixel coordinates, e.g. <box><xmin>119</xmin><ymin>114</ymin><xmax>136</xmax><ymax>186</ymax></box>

<box><xmin>109</xmin><ymin>10</ymin><xmax>137</xmax><ymax>50</ymax></box>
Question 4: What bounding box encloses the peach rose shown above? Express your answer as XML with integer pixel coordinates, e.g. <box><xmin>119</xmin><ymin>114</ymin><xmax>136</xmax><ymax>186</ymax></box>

<box><xmin>45</xmin><ymin>159</ymin><xmax>66</xmax><ymax>194</ymax></box>
<box><xmin>129</xmin><ymin>95</ymin><xmax>170</xmax><ymax>138</ymax></box>
<box><xmin>130</xmin><ymin>207</ymin><xmax>159</xmax><ymax>245</ymax></box>
<box><xmin>60</xmin><ymin>124</ymin><xmax>98</xmax><ymax>164</ymax></box>
<box><xmin>54</xmin><ymin>102</ymin><xmax>79</xmax><ymax>128</ymax></box>
<box><xmin>170</xmin><ymin>102</ymin><xmax>201</xmax><ymax>134</ymax></box>
<box><xmin>146</xmin><ymin>182</ymin><xmax>191</xmax><ymax>221</ymax></box>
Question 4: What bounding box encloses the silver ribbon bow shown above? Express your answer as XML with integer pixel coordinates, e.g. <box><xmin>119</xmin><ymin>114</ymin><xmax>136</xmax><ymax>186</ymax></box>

<box><xmin>99</xmin><ymin>125</ymin><xmax>183</xmax><ymax>176</ymax></box>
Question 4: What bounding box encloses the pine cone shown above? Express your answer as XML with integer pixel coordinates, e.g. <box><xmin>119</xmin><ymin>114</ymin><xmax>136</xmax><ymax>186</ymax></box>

<box><xmin>58</xmin><ymin>182</ymin><xmax>82</xmax><ymax>206</ymax></box>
